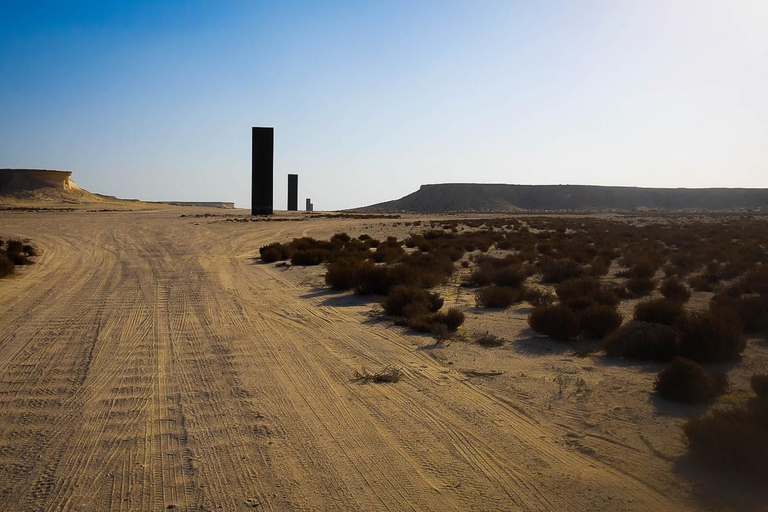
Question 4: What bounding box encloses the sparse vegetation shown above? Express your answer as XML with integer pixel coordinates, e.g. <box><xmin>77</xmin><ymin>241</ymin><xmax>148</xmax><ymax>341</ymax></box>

<box><xmin>603</xmin><ymin>321</ymin><xmax>677</xmax><ymax>361</ymax></box>
<box><xmin>353</xmin><ymin>365</ymin><xmax>403</xmax><ymax>383</ymax></box>
<box><xmin>654</xmin><ymin>357</ymin><xmax>727</xmax><ymax>404</ymax></box>
<box><xmin>683</xmin><ymin>374</ymin><xmax>768</xmax><ymax>480</ymax></box>
<box><xmin>633</xmin><ymin>298</ymin><xmax>684</xmax><ymax>326</ymax></box>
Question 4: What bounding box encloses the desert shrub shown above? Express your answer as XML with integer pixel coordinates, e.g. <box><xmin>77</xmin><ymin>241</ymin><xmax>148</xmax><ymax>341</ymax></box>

<box><xmin>618</xmin><ymin>260</ymin><xmax>657</xmax><ymax>279</ymax></box>
<box><xmin>654</xmin><ymin>357</ymin><xmax>728</xmax><ymax>403</ymax></box>
<box><xmin>355</xmin><ymin>265</ymin><xmax>392</xmax><ymax>295</ymax></box>
<box><xmin>476</xmin><ymin>332</ymin><xmax>505</xmax><ymax>347</ymax></box>
<box><xmin>429</xmin><ymin>308</ymin><xmax>465</xmax><ymax>332</ymax></box>
<box><xmin>739</xmin><ymin>267</ymin><xmax>768</xmax><ymax>296</ymax></box>
<box><xmin>588</xmin><ymin>257</ymin><xmax>610</xmax><ymax>277</ymax></box>
<box><xmin>382</xmin><ymin>286</ymin><xmax>442</xmax><ymax>317</ymax></box>
<box><xmin>633</xmin><ymin>298</ymin><xmax>684</xmax><ymax>326</ymax></box>
<box><xmin>401</xmin><ymin>252</ymin><xmax>454</xmax><ymax>278</ymax></box>
<box><xmin>676</xmin><ymin>309</ymin><xmax>746</xmax><ymax>362</ymax></box>
<box><xmin>603</xmin><ymin>321</ymin><xmax>677</xmax><ymax>361</ymax></box>
<box><xmin>443</xmin><ymin>308</ymin><xmax>465</xmax><ymax>331</ymax></box>
<box><xmin>475</xmin><ymin>286</ymin><xmax>525</xmax><ymax>308</ymax></box>
<box><xmin>0</xmin><ymin>252</ymin><xmax>14</xmax><ymax>278</ymax></box>
<box><xmin>371</xmin><ymin>244</ymin><xmax>405</xmax><ymax>263</ymax></box>
<box><xmin>687</xmin><ymin>275</ymin><xmax>718</xmax><ymax>292</ymax></box>
<box><xmin>751</xmin><ymin>374</ymin><xmax>768</xmax><ymax>398</ymax></box>
<box><xmin>353</xmin><ymin>365</ymin><xmax>402</xmax><ymax>383</ymax></box>
<box><xmin>5</xmin><ymin>240</ymin><xmax>23</xmax><ymax>253</ymax></box>
<box><xmin>578</xmin><ymin>305</ymin><xmax>623</xmax><ymax>339</ymax></box>
<box><xmin>710</xmin><ymin>295</ymin><xmax>768</xmax><ymax>334</ymax></box>
<box><xmin>659</xmin><ymin>278</ymin><xmax>691</xmax><ymax>302</ymax></box>
<box><xmin>625</xmin><ymin>277</ymin><xmax>656</xmax><ymax>296</ymax></box>
<box><xmin>524</xmin><ymin>287</ymin><xmax>556</xmax><ymax>307</ymax></box>
<box><xmin>291</xmin><ymin>249</ymin><xmax>331</xmax><ymax>266</ymax></box>
<box><xmin>6</xmin><ymin>251</ymin><xmax>31</xmax><ymax>265</ymax></box>
<box><xmin>540</xmin><ymin>257</ymin><xmax>583</xmax><ymax>283</ymax></box>
<box><xmin>326</xmin><ymin>259</ymin><xmax>371</xmax><ymax>290</ymax></box>
<box><xmin>528</xmin><ymin>305</ymin><xmax>580</xmax><ymax>340</ymax></box>
<box><xmin>562</xmin><ymin>296</ymin><xmax>596</xmax><ymax>311</ymax></box>
<box><xmin>331</xmin><ymin>232</ymin><xmax>351</xmax><ymax>244</ymax></box>
<box><xmin>492</xmin><ymin>267</ymin><xmax>527</xmax><ymax>288</ymax></box>
<box><xmin>259</xmin><ymin>242</ymin><xmax>292</xmax><ymax>262</ymax></box>
<box><xmin>466</xmin><ymin>264</ymin><xmax>495</xmax><ymax>287</ymax></box>
<box><xmin>556</xmin><ymin>277</ymin><xmax>600</xmax><ymax>300</ymax></box>
<box><xmin>683</xmin><ymin>401</ymin><xmax>768</xmax><ymax>480</ymax></box>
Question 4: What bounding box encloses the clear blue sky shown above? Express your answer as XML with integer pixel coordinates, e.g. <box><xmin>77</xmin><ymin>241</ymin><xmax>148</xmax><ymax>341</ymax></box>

<box><xmin>1</xmin><ymin>1</ymin><xmax>766</xmax><ymax>210</ymax></box>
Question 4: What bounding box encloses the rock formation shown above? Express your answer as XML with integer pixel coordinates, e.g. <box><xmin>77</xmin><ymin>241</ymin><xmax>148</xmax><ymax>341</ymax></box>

<box><xmin>357</xmin><ymin>183</ymin><xmax>768</xmax><ymax>212</ymax></box>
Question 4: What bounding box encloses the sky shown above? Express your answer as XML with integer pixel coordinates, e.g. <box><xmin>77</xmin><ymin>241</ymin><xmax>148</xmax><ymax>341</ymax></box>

<box><xmin>1</xmin><ymin>1</ymin><xmax>766</xmax><ymax>210</ymax></box>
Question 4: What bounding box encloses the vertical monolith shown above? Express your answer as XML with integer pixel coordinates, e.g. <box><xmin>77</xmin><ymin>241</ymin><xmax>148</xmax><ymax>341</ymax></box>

<box><xmin>252</xmin><ymin>127</ymin><xmax>274</xmax><ymax>215</ymax></box>
<box><xmin>306</xmin><ymin>198</ymin><xmax>313</xmax><ymax>212</ymax></box>
<box><xmin>287</xmin><ymin>174</ymin><xmax>298</xmax><ymax>211</ymax></box>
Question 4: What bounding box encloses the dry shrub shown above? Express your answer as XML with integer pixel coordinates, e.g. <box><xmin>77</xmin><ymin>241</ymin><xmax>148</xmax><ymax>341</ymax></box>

<box><xmin>676</xmin><ymin>309</ymin><xmax>746</xmax><ymax>362</ymax></box>
<box><xmin>528</xmin><ymin>305</ymin><xmax>580</xmax><ymax>340</ymax></box>
<box><xmin>353</xmin><ymin>365</ymin><xmax>403</xmax><ymax>383</ymax></box>
<box><xmin>626</xmin><ymin>277</ymin><xmax>656</xmax><ymax>296</ymax></box>
<box><xmin>476</xmin><ymin>332</ymin><xmax>505</xmax><ymax>347</ymax></box>
<box><xmin>556</xmin><ymin>277</ymin><xmax>620</xmax><ymax>306</ymax></box>
<box><xmin>475</xmin><ymin>286</ymin><xmax>525</xmax><ymax>308</ymax></box>
<box><xmin>683</xmin><ymin>395</ymin><xmax>768</xmax><ymax>480</ymax></box>
<box><xmin>355</xmin><ymin>265</ymin><xmax>392</xmax><ymax>295</ymax></box>
<box><xmin>540</xmin><ymin>257</ymin><xmax>584</xmax><ymax>283</ymax></box>
<box><xmin>603</xmin><ymin>321</ymin><xmax>677</xmax><ymax>361</ymax></box>
<box><xmin>654</xmin><ymin>357</ymin><xmax>728</xmax><ymax>403</ymax></box>
<box><xmin>579</xmin><ymin>305</ymin><xmax>623</xmax><ymax>339</ymax></box>
<box><xmin>524</xmin><ymin>287</ymin><xmax>556</xmax><ymax>307</ymax></box>
<box><xmin>659</xmin><ymin>278</ymin><xmax>691</xmax><ymax>302</ymax></box>
<box><xmin>710</xmin><ymin>295</ymin><xmax>768</xmax><ymax>334</ymax></box>
<box><xmin>291</xmin><ymin>249</ymin><xmax>331</xmax><ymax>266</ymax></box>
<box><xmin>0</xmin><ymin>252</ymin><xmax>14</xmax><ymax>278</ymax></box>
<box><xmin>493</xmin><ymin>267</ymin><xmax>527</xmax><ymax>288</ymax></box>
<box><xmin>371</xmin><ymin>244</ymin><xmax>405</xmax><ymax>263</ymax></box>
<box><xmin>442</xmin><ymin>308</ymin><xmax>465</xmax><ymax>331</ymax></box>
<box><xmin>326</xmin><ymin>259</ymin><xmax>372</xmax><ymax>290</ymax></box>
<box><xmin>751</xmin><ymin>374</ymin><xmax>768</xmax><ymax>398</ymax></box>
<box><xmin>633</xmin><ymin>298</ymin><xmax>685</xmax><ymax>326</ymax></box>
<box><xmin>382</xmin><ymin>286</ymin><xmax>442</xmax><ymax>317</ymax></box>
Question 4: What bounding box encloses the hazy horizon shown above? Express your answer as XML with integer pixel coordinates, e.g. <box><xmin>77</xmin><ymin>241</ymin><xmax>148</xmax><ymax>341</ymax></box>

<box><xmin>2</xmin><ymin>1</ymin><xmax>766</xmax><ymax>210</ymax></box>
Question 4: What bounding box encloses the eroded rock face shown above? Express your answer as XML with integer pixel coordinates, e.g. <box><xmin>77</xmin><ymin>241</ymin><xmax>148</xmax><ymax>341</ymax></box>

<box><xmin>0</xmin><ymin>169</ymin><xmax>79</xmax><ymax>193</ymax></box>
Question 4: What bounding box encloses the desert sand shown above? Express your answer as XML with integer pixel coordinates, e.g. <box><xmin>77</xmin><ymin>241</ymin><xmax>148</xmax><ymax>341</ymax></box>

<box><xmin>0</xmin><ymin>203</ymin><xmax>764</xmax><ymax>511</ymax></box>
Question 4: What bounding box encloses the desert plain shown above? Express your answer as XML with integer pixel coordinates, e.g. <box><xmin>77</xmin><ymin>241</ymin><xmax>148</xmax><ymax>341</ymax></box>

<box><xmin>0</xmin><ymin>203</ymin><xmax>766</xmax><ymax>512</ymax></box>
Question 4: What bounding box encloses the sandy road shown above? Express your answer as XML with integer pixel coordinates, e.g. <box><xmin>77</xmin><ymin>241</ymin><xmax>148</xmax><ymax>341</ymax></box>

<box><xmin>0</xmin><ymin>209</ymin><xmax>695</xmax><ymax>511</ymax></box>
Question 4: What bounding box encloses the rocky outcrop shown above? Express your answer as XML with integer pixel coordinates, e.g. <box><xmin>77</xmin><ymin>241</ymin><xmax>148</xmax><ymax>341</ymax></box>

<box><xmin>357</xmin><ymin>183</ymin><xmax>768</xmax><ymax>213</ymax></box>
<box><xmin>0</xmin><ymin>169</ymin><xmax>79</xmax><ymax>193</ymax></box>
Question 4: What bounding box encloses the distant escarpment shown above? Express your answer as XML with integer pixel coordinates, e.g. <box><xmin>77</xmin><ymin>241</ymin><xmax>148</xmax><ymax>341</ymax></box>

<box><xmin>356</xmin><ymin>183</ymin><xmax>768</xmax><ymax>213</ymax></box>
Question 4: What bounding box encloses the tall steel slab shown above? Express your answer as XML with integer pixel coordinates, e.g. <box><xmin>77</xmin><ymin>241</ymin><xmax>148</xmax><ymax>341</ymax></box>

<box><xmin>251</xmin><ymin>127</ymin><xmax>274</xmax><ymax>215</ymax></box>
<box><xmin>287</xmin><ymin>174</ymin><xmax>298</xmax><ymax>211</ymax></box>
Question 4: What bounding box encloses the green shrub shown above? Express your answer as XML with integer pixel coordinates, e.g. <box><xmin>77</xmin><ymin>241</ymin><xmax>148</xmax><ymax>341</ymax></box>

<box><xmin>528</xmin><ymin>305</ymin><xmax>580</xmax><ymax>340</ymax></box>
<box><xmin>654</xmin><ymin>357</ymin><xmax>728</xmax><ymax>403</ymax></box>
<box><xmin>603</xmin><ymin>321</ymin><xmax>677</xmax><ymax>361</ymax></box>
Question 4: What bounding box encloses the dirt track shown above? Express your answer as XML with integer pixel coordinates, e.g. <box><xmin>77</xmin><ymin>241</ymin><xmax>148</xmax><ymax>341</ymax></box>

<box><xmin>0</xmin><ymin>209</ymin><xmax>698</xmax><ymax>511</ymax></box>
